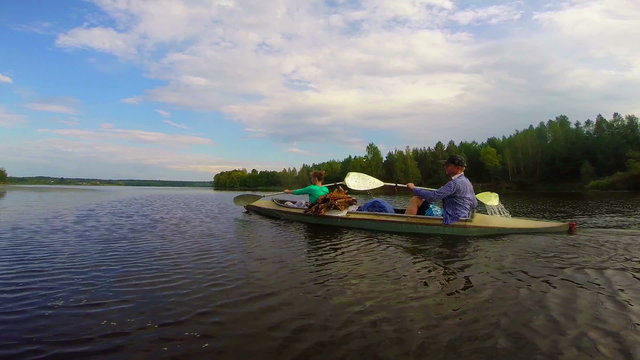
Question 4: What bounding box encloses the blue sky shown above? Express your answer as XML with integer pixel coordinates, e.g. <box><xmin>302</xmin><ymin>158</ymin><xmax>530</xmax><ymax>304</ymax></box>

<box><xmin>1</xmin><ymin>0</ymin><xmax>639</xmax><ymax>181</ymax></box>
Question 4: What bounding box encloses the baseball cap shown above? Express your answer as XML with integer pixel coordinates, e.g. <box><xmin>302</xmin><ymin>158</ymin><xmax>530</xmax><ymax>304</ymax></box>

<box><xmin>444</xmin><ymin>155</ymin><xmax>467</xmax><ymax>167</ymax></box>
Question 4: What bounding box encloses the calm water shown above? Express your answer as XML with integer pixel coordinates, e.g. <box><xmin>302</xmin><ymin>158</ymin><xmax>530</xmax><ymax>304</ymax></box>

<box><xmin>1</xmin><ymin>186</ymin><xmax>639</xmax><ymax>360</ymax></box>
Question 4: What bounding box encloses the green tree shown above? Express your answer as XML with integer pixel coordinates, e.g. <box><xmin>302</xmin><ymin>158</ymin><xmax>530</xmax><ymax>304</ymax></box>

<box><xmin>579</xmin><ymin>160</ymin><xmax>596</xmax><ymax>185</ymax></box>
<box><xmin>383</xmin><ymin>151</ymin><xmax>401</xmax><ymax>183</ymax></box>
<box><xmin>365</xmin><ymin>142</ymin><xmax>384</xmax><ymax>179</ymax></box>
<box><xmin>318</xmin><ymin>160</ymin><xmax>342</xmax><ymax>184</ymax></box>
<box><xmin>339</xmin><ymin>156</ymin><xmax>354</xmax><ymax>180</ymax></box>
<box><xmin>383</xmin><ymin>148</ymin><xmax>421</xmax><ymax>184</ymax></box>
<box><xmin>278</xmin><ymin>167</ymin><xmax>297</xmax><ymax>187</ymax></box>
<box><xmin>412</xmin><ymin>147</ymin><xmax>431</xmax><ymax>185</ymax></box>
<box><xmin>623</xmin><ymin>115</ymin><xmax>639</xmax><ymax>149</ymax></box>
<box><xmin>402</xmin><ymin>146</ymin><xmax>421</xmax><ymax>184</ymax></box>
<box><xmin>0</xmin><ymin>168</ymin><xmax>7</xmax><ymax>184</ymax></box>
<box><xmin>627</xmin><ymin>151</ymin><xmax>640</xmax><ymax>172</ymax></box>
<box><xmin>297</xmin><ymin>165</ymin><xmax>311</xmax><ymax>187</ymax></box>
<box><xmin>427</xmin><ymin>141</ymin><xmax>448</xmax><ymax>185</ymax></box>
<box><xmin>211</xmin><ymin>112</ymin><xmax>640</xmax><ymax>191</ymax></box>
<box><xmin>213</xmin><ymin>169</ymin><xmax>248</xmax><ymax>188</ymax></box>
<box><xmin>480</xmin><ymin>146</ymin><xmax>502</xmax><ymax>182</ymax></box>
<box><xmin>445</xmin><ymin>140</ymin><xmax>459</xmax><ymax>155</ymax></box>
<box><xmin>458</xmin><ymin>141</ymin><xmax>483</xmax><ymax>181</ymax></box>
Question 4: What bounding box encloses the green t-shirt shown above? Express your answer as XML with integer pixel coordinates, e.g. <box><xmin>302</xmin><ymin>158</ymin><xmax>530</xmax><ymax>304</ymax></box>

<box><xmin>292</xmin><ymin>185</ymin><xmax>329</xmax><ymax>204</ymax></box>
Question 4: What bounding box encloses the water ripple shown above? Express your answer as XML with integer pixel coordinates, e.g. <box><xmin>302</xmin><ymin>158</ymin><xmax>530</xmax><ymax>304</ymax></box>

<box><xmin>1</xmin><ymin>187</ymin><xmax>639</xmax><ymax>359</ymax></box>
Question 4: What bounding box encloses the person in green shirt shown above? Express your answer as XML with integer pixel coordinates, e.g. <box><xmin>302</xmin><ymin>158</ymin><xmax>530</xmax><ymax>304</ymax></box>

<box><xmin>284</xmin><ymin>170</ymin><xmax>329</xmax><ymax>205</ymax></box>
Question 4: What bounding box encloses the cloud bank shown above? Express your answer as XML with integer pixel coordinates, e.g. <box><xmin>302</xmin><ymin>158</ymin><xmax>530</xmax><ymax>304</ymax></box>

<box><xmin>52</xmin><ymin>0</ymin><xmax>640</xmax><ymax>150</ymax></box>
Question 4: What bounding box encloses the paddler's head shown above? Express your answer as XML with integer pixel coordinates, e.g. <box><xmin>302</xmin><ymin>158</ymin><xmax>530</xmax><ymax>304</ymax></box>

<box><xmin>311</xmin><ymin>170</ymin><xmax>325</xmax><ymax>184</ymax></box>
<box><xmin>443</xmin><ymin>155</ymin><xmax>467</xmax><ymax>177</ymax></box>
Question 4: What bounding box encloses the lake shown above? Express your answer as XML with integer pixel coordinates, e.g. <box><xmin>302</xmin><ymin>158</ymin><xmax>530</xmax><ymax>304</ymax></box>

<box><xmin>1</xmin><ymin>185</ymin><xmax>639</xmax><ymax>359</ymax></box>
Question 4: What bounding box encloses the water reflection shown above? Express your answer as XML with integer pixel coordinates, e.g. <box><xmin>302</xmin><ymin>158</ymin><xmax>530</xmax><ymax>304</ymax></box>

<box><xmin>501</xmin><ymin>191</ymin><xmax>640</xmax><ymax>229</ymax></box>
<box><xmin>2</xmin><ymin>188</ymin><xmax>639</xmax><ymax>360</ymax></box>
<box><xmin>299</xmin><ymin>223</ymin><xmax>486</xmax><ymax>299</ymax></box>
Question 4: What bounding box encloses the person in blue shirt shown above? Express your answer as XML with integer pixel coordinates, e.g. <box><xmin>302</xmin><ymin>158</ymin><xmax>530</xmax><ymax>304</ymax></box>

<box><xmin>404</xmin><ymin>155</ymin><xmax>477</xmax><ymax>224</ymax></box>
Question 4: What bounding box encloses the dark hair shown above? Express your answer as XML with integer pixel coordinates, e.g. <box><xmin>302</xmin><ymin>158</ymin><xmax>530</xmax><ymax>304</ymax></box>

<box><xmin>311</xmin><ymin>170</ymin><xmax>325</xmax><ymax>182</ymax></box>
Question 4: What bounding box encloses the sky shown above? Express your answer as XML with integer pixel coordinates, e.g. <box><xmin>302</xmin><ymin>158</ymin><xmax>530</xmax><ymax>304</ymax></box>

<box><xmin>1</xmin><ymin>0</ymin><xmax>639</xmax><ymax>181</ymax></box>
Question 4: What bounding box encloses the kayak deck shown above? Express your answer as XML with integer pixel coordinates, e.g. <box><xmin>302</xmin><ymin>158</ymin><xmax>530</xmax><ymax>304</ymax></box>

<box><xmin>244</xmin><ymin>199</ymin><xmax>571</xmax><ymax>236</ymax></box>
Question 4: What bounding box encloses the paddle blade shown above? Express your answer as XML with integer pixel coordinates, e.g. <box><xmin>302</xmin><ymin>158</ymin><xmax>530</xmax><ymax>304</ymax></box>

<box><xmin>233</xmin><ymin>194</ymin><xmax>262</xmax><ymax>206</ymax></box>
<box><xmin>344</xmin><ymin>172</ymin><xmax>385</xmax><ymax>191</ymax></box>
<box><xmin>476</xmin><ymin>191</ymin><xmax>500</xmax><ymax>206</ymax></box>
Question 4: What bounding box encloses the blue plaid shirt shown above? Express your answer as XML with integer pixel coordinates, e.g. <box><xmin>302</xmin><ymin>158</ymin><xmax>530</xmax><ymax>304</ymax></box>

<box><xmin>412</xmin><ymin>174</ymin><xmax>477</xmax><ymax>224</ymax></box>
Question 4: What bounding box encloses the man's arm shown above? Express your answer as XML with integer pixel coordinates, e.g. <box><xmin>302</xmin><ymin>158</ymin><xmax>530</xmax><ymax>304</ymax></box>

<box><xmin>410</xmin><ymin>181</ymin><xmax>457</xmax><ymax>202</ymax></box>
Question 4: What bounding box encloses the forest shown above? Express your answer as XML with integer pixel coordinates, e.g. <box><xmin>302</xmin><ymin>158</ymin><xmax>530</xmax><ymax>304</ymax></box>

<box><xmin>213</xmin><ymin>113</ymin><xmax>640</xmax><ymax>191</ymax></box>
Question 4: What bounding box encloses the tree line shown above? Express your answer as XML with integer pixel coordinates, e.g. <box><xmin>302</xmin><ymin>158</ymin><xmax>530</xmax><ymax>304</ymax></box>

<box><xmin>214</xmin><ymin>113</ymin><xmax>640</xmax><ymax>191</ymax></box>
<box><xmin>2</xmin><ymin>175</ymin><xmax>211</xmax><ymax>187</ymax></box>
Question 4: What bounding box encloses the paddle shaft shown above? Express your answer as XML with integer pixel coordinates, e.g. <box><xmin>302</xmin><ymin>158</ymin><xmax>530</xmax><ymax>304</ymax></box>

<box><xmin>261</xmin><ymin>191</ymin><xmax>286</xmax><ymax>197</ymax></box>
<box><xmin>382</xmin><ymin>182</ymin><xmax>436</xmax><ymax>191</ymax></box>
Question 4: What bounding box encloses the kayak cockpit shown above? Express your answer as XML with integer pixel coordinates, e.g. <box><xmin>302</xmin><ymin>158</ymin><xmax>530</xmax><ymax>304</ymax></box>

<box><xmin>269</xmin><ymin>198</ymin><xmax>454</xmax><ymax>220</ymax></box>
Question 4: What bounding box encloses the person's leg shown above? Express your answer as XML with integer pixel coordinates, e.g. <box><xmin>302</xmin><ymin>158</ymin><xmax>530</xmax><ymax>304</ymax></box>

<box><xmin>404</xmin><ymin>196</ymin><xmax>424</xmax><ymax>215</ymax></box>
<box><xmin>417</xmin><ymin>199</ymin><xmax>431</xmax><ymax>215</ymax></box>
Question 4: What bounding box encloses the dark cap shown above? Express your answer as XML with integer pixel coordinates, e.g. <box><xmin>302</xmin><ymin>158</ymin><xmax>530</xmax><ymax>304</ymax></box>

<box><xmin>445</xmin><ymin>155</ymin><xmax>467</xmax><ymax>167</ymax></box>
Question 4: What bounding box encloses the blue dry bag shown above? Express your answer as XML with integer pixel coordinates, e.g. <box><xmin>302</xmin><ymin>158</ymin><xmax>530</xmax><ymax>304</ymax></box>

<box><xmin>358</xmin><ymin>198</ymin><xmax>396</xmax><ymax>213</ymax></box>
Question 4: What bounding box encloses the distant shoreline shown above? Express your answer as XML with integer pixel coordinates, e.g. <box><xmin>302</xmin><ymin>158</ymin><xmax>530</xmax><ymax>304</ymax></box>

<box><xmin>6</xmin><ymin>176</ymin><xmax>212</xmax><ymax>187</ymax></box>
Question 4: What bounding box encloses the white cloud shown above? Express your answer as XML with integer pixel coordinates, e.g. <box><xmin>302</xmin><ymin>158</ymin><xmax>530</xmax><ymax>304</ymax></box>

<box><xmin>0</xmin><ymin>73</ymin><xmax>12</xmax><ymax>83</ymax></box>
<box><xmin>286</xmin><ymin>147</ymin><xmax>309</xmax><ymax>155</ymax></box>
<box><xmin>163</xmin><ymin>119</ymin><xmax>188</xmax><ymax>129</ymax></box>
<box><xmin>54</xmin><ymin>0</ymin><xmax>640</xmax><ymax>147</ymax></box>
<box><xmin>10</xmin><ymin>21</ymin><xmax>57</xmax><ymax>35</ymax></box>
<box><xmin>244</xmin><ymin>127</ymin><xmax>269</xmax><ymax>138</ymax></box>
<box><xmin>121</xmin><ymin>96</ymin><xmax>141</xmax><ymax>104</ymax></box>
<box><xmin>56</xmin><ymin>26</ymin><xmax>137</xmax><ymax>58</ymax></box>
<box><xmin>452</xmin><ymin>3</ymin><xmax>523</xmax><ymax>25</ymax></box>
<box><xmin>58</xmin><ymin>119</ymin><xmax>81</xmax><ymax>126</ymax></box>
<box><xmin>534</xmin><ymin>0</ymin><xmax>640</xmax><ymax>69</ymax></box>
<box><xmin>110</xmin><ymin>129</ymin><xmax>212</xmax><ymax>144</ymax></box>
<box><xmin>0</xmin><ymin>106</ymin><xmax>26</xmax><ymax>127</ymax></box>
<box><xmin>39</xmin><ymin>127</ymin><xmax>213</xmax><ymax>145</ymax></box>
<box><xmin>27</xmin><ymin>102</ymin><xmax>78</xmax><ymax>114</ymax></box>
<box><xmin>155</xmin><ymin>109</ymin><xmax>171</xmax><ymax>117</ymax></box>
<box><xmin>0</xmin><ymin>138</ymin><xmax>229</xmax><ymax>178</ymax></box>
<box><xmin>0</xmin><ymin>137</ymin><xmax>281</xmax><ymax>179</ymax></box>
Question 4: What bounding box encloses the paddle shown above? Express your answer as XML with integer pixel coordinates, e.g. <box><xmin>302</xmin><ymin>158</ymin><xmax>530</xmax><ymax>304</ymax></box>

<box><xmin>233</xmin><ymin>182</ymin><xmax>343</xmax><ymax>206</ymax></box>
<box><xmin>476</xmin><ymin>192</ymin><xmax>499</xmax><ymax>206</ymax></box>
<box><xmin>344</xmin><ymin>172</ymin><xmax>500</xmax><ymax>206</ymax></box>
<box><xmin>233</xmin><ymin>192</ymin><xmax>286</xmax><ymax>206</ymax></box>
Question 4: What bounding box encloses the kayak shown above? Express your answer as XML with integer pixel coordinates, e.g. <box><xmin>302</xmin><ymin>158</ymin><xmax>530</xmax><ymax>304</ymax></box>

<box><xmin>244</xmin><ymin>199</ymin><xmax>573</xmax><ymax>236</ymax></box>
